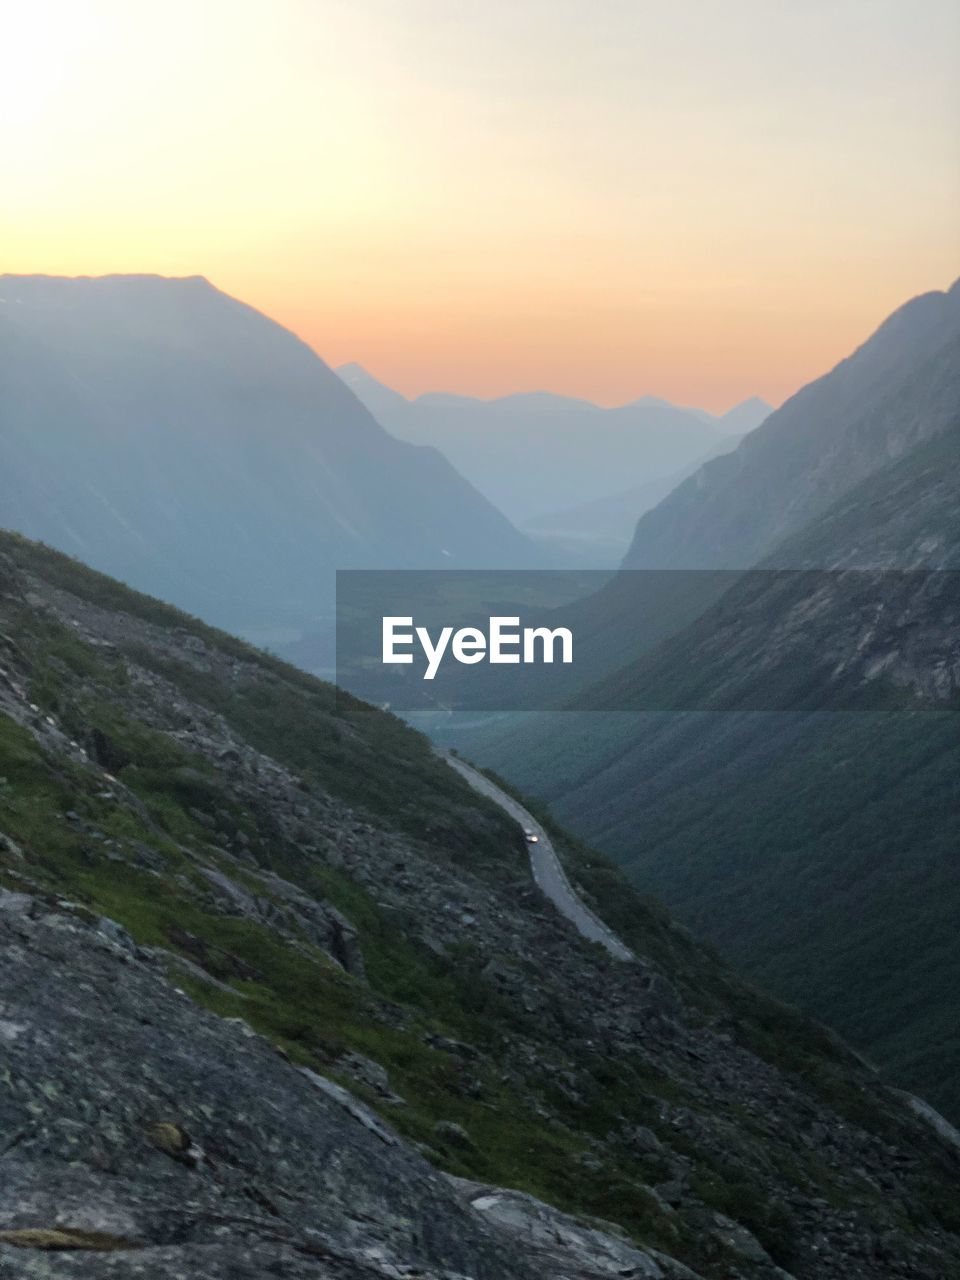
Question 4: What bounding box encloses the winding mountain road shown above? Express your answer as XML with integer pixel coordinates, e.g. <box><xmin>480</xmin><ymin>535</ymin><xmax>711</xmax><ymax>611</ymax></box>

<box><xmin>443</xmin><ymin>753</ymin><xmax>634</xmax><ymax>962</ymax></box>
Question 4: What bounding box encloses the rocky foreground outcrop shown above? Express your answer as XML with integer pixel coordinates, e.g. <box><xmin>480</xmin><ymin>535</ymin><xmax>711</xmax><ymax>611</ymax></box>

<box><xmin>0</xmin><ymin>891</ymin><xmax>699</xmax><ymax>1279</ymax></box>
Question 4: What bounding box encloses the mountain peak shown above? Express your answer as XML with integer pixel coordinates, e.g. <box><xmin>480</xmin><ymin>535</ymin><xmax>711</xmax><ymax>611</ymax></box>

<box><xmin>718</xmin><ymin>395</ymin><xmax>773</xmax><ymax>435</ymax></box>
<box><xmin>629</xmin><ymin>393</ymin><xmax>678</xmax><ymax>410</ymax></box>
<box><xmin>731</xmin><ymin>394</ymin><xmax>771</xmax><ymax>411</ymax></box>
<box><xmin>336</xmin><ymin>359</ymin><xmax>380</xmax><ymax>383</ymax></box>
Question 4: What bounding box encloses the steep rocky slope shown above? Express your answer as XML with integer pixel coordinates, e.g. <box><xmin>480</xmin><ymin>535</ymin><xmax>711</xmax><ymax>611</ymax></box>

<box><xmin>622</xmin><ymin>278</ymin><xmax>960</xmax><ymax>570</ymax></box>
<box><xmin>0</xmin><ymin>275</ymin><xmax>534</xmax><ymax>640</ymax></box>
<box><xmin>0</xmin><ymin>534</ymin><xmax>959</xmax><ymax>1277</ymax></box>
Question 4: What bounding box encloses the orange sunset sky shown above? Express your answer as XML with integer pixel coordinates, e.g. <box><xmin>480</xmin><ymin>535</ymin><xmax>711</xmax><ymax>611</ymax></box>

<box><xmin>2</xmin><ymin>0</ymin><xmax>958</xmax><ymax>411</ymax></box>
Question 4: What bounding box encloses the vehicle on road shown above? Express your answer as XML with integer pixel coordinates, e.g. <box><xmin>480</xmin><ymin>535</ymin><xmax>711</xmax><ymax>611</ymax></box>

<box><xmin>524</xmin><ymin>828</ymin><xmax>540</xmax><ymax>844</ymax></box>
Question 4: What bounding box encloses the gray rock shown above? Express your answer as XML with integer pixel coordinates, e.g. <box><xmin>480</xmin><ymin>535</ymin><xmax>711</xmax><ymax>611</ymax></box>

<box><xmin>447</xmin><ymin>1177</ymin><xmax>677</xmax><ymax>1278</ymax></box>
<box><xmin>629</xmin><ymin>1125</ymin><xmax>663</xmax><ymax>1154</ymax></box>
<box><xmin>337</xmin><ymin>1051</ymin><xmax>398</xmax><ymax>1100</ymax></box>
<box><xmin>0</xmin><ymin>906</ymin><xmax>531</xmax><ymax>1278</ymax></box>
<box><xmin>96</xmin><ymin>917</ymin><xmax>137</xmax><ymax>955</ymax></box>
<box><xmin>0</xmin><ymin>889</ymin><xmax>35</xmax><ymax>916</ymax></box>
<box><xmin>0</xmin><ymin>832</ymin><xmax>24</xmax><ymax>862</ymax></box>
<box><xmin>0</xmin><ymin>555</ymin><xmax>24</xmax><ymax>600</ymax></box>
<box><xmin>433</xmin><ymin>1121</ymin><xmax>476</xmax><ymax>1151</ymax></box>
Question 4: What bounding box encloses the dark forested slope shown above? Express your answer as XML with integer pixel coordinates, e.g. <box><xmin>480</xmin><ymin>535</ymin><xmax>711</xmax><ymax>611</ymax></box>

<box><xmin>496</xmin><ymin>422</ymin><xmax>960</xmax><ymax>1119</ymax></box>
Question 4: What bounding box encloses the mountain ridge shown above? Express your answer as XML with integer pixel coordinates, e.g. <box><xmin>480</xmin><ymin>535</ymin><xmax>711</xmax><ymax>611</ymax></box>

<box><xmin>2</xmin><ymin>529</ymin><xmax>960</xmax><ymax>1277</ymax></box>
<box><xmin>0</xmin><ymin>274</ymin><xmax>537</xmax><ymax>640</ymax></box>
<box><xmin>337</xmin><ymin>362</ymin><xmax>768</xmax><ymax>529</ymax></box>
<box><xmin>337</xmin><ymin>361</ymin><xmax>770</xmax><ymax>428</ymax></box>
<box><xmin>622</xmin><ymin>278</ymin><xmax>960</xmax><ymax>571</ymax></box>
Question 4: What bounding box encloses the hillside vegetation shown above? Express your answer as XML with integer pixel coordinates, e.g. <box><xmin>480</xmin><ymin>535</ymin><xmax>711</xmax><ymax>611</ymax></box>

<box><xmin>2</xmin><ymin>530</ymin><xmax>960</xmax><ymax>1277</ymax></box>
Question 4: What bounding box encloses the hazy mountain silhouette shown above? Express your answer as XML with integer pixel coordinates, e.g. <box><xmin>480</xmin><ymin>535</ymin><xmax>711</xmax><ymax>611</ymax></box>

<box><xmin>626</xmin><ymin>392</ymin><xmax>771</xmax><ymax>435</ymax></box>
<box><xmin>524</xmin><ymin>440</ymin><xmax>741</xmax><ymax>564</ymax></box>
<box><xmin>337</xmin><ymin>363</ymin><xmax>767</xmax><ymax>530</ymax></box>
<box><xmin>715</xmin><ymin>394</ymin><xmax>772</xmax><ymax>435</ymax></box>
<box><xmin>0</xmin><ymin>275</ymin><xmax>536</xmax><ymax>639</ymax></box>
<box><xmin>622</xmin><ymin>279</ymin><xmax>960</xmax><ymax>570</ymax></box>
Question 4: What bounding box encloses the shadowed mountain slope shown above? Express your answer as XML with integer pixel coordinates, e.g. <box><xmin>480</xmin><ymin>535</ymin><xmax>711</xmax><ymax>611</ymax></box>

<box><xmin>622</xmin><ymin>279</ymin><xmax>960</xmax><ymax>570</ymax></box>
<box><xmin>0</xmin><ymin>275</ymin><xmax>535</xmax><ymax>639</ymax></box>
<box><xmin>465</xmin><ymin>418</ymin><xmax>960</xmax><ymax>1119</ymax></box>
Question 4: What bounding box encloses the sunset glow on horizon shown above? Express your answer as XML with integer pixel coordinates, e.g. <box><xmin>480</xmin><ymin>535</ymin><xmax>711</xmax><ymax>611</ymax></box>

<box><xmin>2</xmin><ymin>0</ymin><xmax>957</xmax><ymax>411</ymax></box>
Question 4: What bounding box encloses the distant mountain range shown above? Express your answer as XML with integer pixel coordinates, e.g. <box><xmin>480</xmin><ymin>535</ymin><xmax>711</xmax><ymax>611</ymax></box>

<box><xmin>439</xmin><ymin>276</ymin><xmax>960</xmax><ymax>1119</ymax></box>
<box><xmin>337</xmin><ymin>363</ymin><xmax>770</xmax><ymax>541</ymax></box>
<box><xmin>0</xmin><ymin>275</ymin><xmax>537</xmax><ymax>640</ymax></box>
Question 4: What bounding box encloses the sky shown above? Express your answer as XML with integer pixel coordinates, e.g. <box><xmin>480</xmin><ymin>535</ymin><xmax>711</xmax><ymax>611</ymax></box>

<box><xmin>1</xmin><ymin>0</ymin><xmax>957</xmax><ymax>411</ymax></box>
